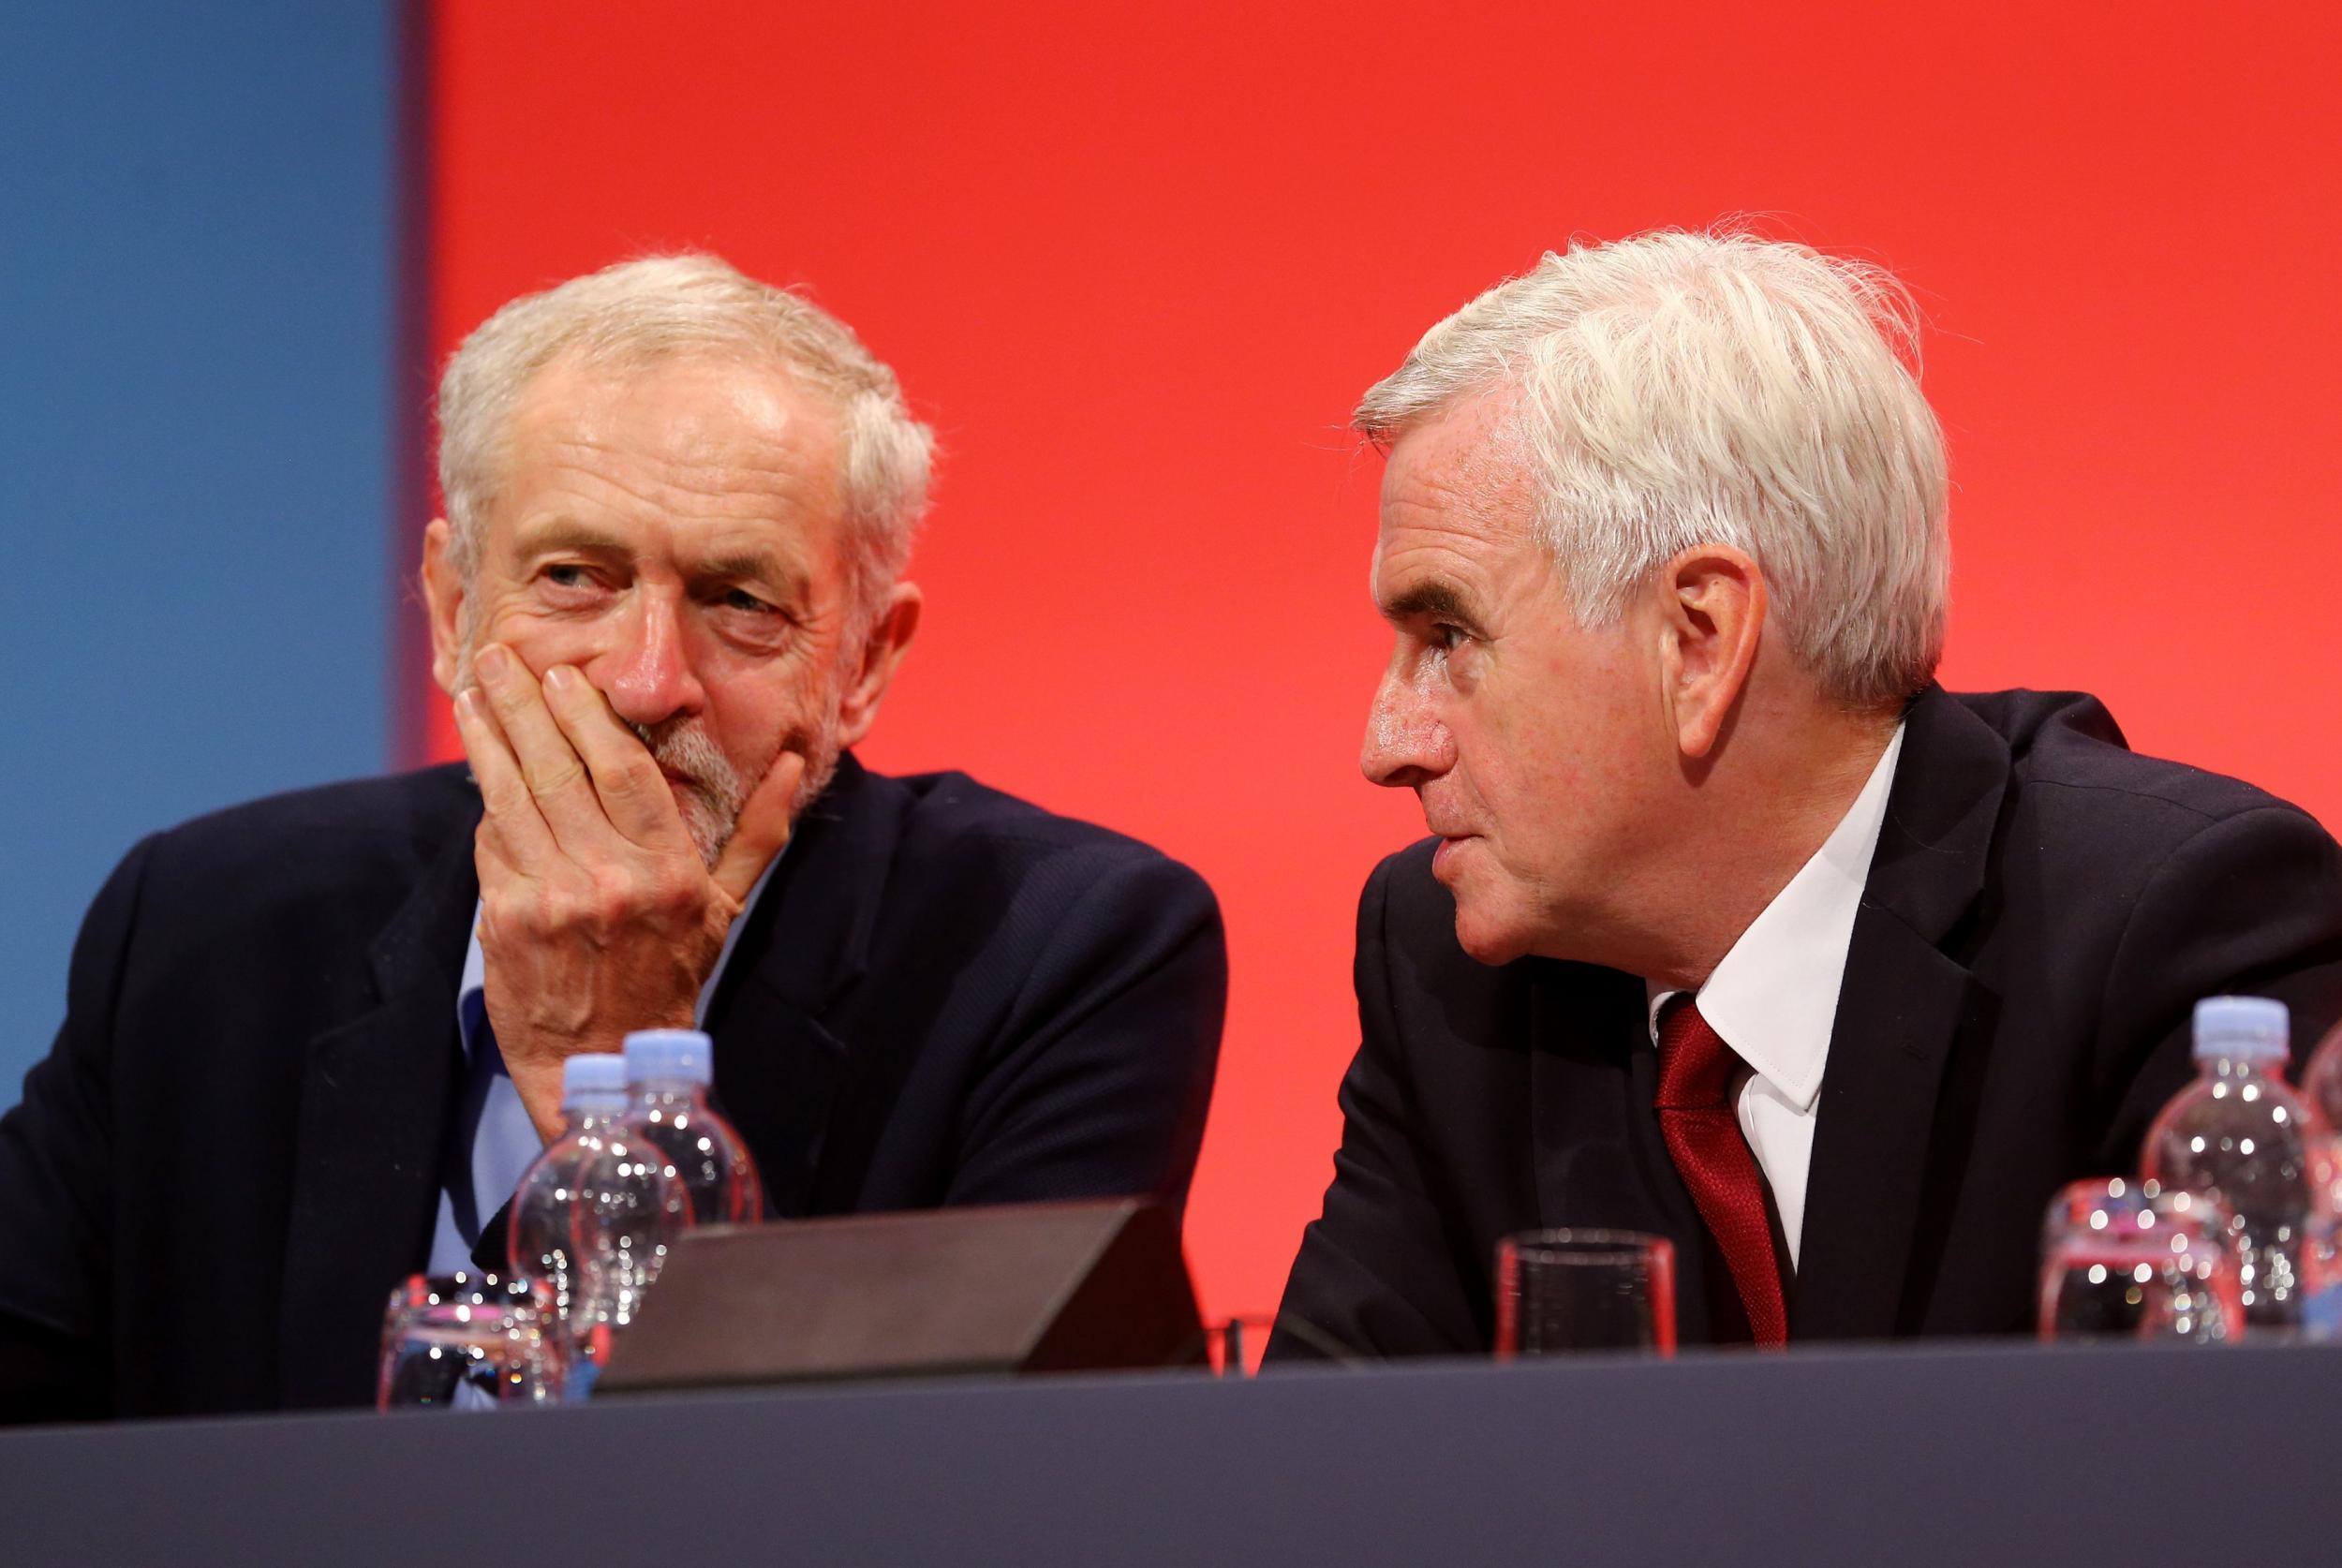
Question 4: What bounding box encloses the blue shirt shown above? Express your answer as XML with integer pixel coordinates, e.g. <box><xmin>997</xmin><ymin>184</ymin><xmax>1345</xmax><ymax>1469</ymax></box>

<box><xmin>426</xmin><ymin>856</ymin><xmax>782</xmax><ymax>1276</ymax></box>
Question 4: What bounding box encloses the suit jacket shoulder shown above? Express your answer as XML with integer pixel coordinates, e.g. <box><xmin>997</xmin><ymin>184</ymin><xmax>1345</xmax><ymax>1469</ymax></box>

<box><xmin>1962</xmin><ymin>687</ymin><xmax>2320</xmax><ymax>860</ymax></box>
<box><xmin>697</xmin><ymin>757</ymin><xmax>1230</xmax><ymax>1223</ymax></box>
<box><xmin>111</xmin><ymin>764</ymin><xmax>477</xmax><ymax>968</ymax></box>
<box><xmin>883</xmin><ymin>767</ymin><xmax>1221</xmax><ymax>907</ymax></box>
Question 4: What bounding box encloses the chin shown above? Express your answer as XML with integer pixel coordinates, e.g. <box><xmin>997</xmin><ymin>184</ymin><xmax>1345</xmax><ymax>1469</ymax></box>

<box><xmin>1449</xmin><ymin>902</ymin><xmax>1533</xmax><ymax>968</ymax></box>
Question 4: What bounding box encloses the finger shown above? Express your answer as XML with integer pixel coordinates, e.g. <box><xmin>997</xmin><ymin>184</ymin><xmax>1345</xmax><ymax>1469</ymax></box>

<box><xmin>540</xmin><ymin>663</ymin><xmax>696</xmax><ymax>852</ymax></box>
<box><xmin>473</xmin><ymin>643</ymin><xmax>622</xmax><ymax>854</ymax></box>
<box><xmin>711</xmin><ymin>748</ymin><xmax>806</xmax><ymax>905</ymax></box>
<box><xmin>472</xmin><ymin>805</ymin><xmax>523</xmax><ymax>880</ymax></box>
<box><xmin>452</xmin><ymin>684</ymin><xmax>560</xmax><ymax>868</ymax></box>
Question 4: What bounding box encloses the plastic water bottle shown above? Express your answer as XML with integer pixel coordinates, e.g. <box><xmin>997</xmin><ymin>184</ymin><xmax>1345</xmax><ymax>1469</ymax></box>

<box><xmin>2292</xmin><ymin>1016</ymin><xmax>2342</xmax><ymax>1339</ymax></box>
<box><xmin>2298</xmin><ymin>1014</ymin><xmax>2342</xmax><ymax>1154</ymax></box>
<box><xmin>622</xmin><ymin>1028</ymin><xmax>763</xmax><ymax>1225</ymax></box>
<box><xmin>509</xmin><ymin>1053</ymin><xmax>690</xmax><ymax>1385</ymax></box>
<box><xmin>2140</xmin><ymin>997</ymin><xmax>2320</xmax><ymax>1331</ymax></box>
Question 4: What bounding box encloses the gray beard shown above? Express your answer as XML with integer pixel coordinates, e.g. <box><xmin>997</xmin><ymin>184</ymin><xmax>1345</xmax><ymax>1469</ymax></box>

<box><xmin>631</xmin><ymin>708</ymin><xmax>840</xmax><ymax>868</ymax></box>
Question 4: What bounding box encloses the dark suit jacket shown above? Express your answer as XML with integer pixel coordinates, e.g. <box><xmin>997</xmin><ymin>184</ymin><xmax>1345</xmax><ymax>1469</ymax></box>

<box><xmin>0</xmin><ymin>754</ymin><xmax>1224</xmax><ymax>1419</ymax></box>
<box><xmin>1269</xmin><ymin>688</ymin><xmax>2342</xmax><ymax>1360</ymax></box>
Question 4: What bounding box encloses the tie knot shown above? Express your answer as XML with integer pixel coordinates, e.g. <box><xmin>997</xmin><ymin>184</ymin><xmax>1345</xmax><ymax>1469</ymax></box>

<box><xmin>1654</xmin><ymin>996</ymin><xmax>1738</xmax><ymax>1109</ymax></box>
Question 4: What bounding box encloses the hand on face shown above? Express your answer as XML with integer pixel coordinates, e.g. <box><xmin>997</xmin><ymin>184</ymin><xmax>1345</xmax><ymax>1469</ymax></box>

<box><xmin>451</xmin><ymin>640</ymin><xmax>804</xmax><ymax>1142</ymax></box>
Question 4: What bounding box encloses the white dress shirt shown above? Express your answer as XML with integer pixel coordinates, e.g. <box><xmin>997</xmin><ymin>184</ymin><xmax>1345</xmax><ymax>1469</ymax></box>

<box><xmin>1646</xmin><ymin>724</ymin><xmax>1905</xmax><ymax>1272</ymax></box>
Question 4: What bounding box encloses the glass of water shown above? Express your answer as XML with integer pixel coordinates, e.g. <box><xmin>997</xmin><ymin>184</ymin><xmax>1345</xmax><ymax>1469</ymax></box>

<box><xmin>378</xmin><ymin>1272</ymin><xmax>566</xmax><ymax>1410</ymax></box>
<box><xmin>2038</xmin><ymin>1177</ymin><xmax>2243</xmax><ymax>1343</ymax></box>
<box><xmin>1495</xmin><ymin>1229</ymin><xmax>1677</xmax><ymax>1357</ymax></box>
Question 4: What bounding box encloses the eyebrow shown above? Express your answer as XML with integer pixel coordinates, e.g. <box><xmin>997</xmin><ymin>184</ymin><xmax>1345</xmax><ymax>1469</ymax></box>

<box><xmin>693</xmin><ymin>548</ymin><xmax>801</xmax><ymax>590</ymax></box>
<box><xmin>511</xmin><ymin>517</ymin><xmax>630</xmax><ymax>560</ymax></box>
<box><xmin>1381</xmin><ymin>580</ymin><xmax>1485</xmax><ymax>629</ymax></box>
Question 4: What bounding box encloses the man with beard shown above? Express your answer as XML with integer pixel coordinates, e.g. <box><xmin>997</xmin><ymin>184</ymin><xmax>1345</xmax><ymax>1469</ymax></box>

<box><xmin>0</xmin><ymin>256</ymin><xmax>1226</xmax><ymax>1420</ymax></box>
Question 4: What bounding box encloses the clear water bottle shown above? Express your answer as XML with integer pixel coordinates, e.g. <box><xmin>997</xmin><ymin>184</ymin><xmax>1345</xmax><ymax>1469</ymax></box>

<box><xmin>509</xmin><ymin>1053</ymin><xmax>690</xmax><ymax>1384</ymax></box>
<box><xmin>623</xmin><ymin>1028</ymin><xmax>763</xmax><ymax>1225</ymax></box>
<box><xmin>2292</xmin><ymin>1016</ymin><xmax>2342</xmax><ymax>1339</ymax></box>
<box><xmin>2037</xmin><ymin>1176</ymin><xmax>2242</xmax><ymax>1343</ymax></box>
<box><xmin>2299</xmin><ymin>1014</ymin><xmax>2342</xmax><ymax>1155</ymax></box>
<box><xmin>2140</xmin><ymin>996</ymin><xmax>2320</xmax><ymax>1331</ymax></box>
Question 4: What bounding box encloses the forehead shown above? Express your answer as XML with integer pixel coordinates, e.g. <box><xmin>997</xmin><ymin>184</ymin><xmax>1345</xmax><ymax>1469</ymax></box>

<box><xmin>491</xmin><ymin>351</ymin><xmax>846</xmax><ymax>556</ymax></box>
<box><xmin>1372</xmin><ymin>392</ymin><xmax>1538</xmax><ymax>589</ymax></box>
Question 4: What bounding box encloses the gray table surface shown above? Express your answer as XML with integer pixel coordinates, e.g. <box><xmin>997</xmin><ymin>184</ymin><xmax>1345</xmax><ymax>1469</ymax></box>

<box><xmin>3</xmin><ymin>1341</ymin><xmax>2333</xmax><ymax>1565</ymax></box>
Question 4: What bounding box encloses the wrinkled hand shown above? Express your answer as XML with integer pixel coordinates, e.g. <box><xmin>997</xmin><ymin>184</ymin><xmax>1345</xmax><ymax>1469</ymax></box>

<box><xmin>451</xmin><ymin>643</ymin><xmax>803</xmax><ymax>1141</ymax></box>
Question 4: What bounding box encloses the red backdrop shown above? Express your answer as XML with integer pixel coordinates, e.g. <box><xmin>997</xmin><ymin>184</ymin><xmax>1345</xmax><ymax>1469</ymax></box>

<box><xmin>419</xmin><ymin>0</ymin><xmax>2342</xmax><ymax>1323</ymax></box>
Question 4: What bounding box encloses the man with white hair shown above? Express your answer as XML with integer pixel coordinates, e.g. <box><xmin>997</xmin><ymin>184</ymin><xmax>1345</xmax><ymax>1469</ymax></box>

<box><xmin>1270</xmin><ymin>229</ymin><xmax>2342</xmax><ymax>1356</ymax></box>
<box><xmin>0</xmin><ymin>256</ymin><xmax>1225</xmax><ymax>1418</ymax></box>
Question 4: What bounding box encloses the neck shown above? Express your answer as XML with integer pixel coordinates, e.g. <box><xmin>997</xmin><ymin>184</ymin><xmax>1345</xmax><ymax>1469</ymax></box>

<box><xmin>1633</xmin><ymin>703</ymin><xmax>1898</xmax><ymax>991</ymax></box>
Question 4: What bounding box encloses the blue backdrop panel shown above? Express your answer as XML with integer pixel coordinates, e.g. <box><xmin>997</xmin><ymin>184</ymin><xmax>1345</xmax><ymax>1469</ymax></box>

<box><xmin>0</xmin><ymin>3</ymin><xmax>400</xmax><ymax>1104</ymax></box>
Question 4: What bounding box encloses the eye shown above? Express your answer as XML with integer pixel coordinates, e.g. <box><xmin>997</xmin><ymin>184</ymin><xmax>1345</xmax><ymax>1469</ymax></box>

<box><xmin>1432</xmin><ymin>623</ymin><xmax>1470</xmax><ymax>653</ymax></box>
<box><xmin>720</xmin><ymin>586</ymin><xmax>778</xmax><ymax>615</ymax></box>
<box><xmin>537</xmin><ymin>562</ymin><xmax>606</xmax><ymax>598</ymax></box>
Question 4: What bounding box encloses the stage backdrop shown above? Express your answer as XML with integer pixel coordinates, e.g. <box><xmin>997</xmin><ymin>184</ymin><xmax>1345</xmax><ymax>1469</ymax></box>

<box><xmin>0</xmin><ymin>5</ymin><xmax>397</xmax><ymax>1111</ymax></box>
<box><xmin>417</xmin><ymin>0</ymin><xmax>2342</xmax><ymax>1323</ymax></box>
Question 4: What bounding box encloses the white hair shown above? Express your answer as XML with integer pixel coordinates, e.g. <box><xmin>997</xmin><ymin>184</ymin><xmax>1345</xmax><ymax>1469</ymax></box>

<box><xmin>1356</xmin><ymin>229</ymin><xmax>1949</xmax><ymax>710</ymax></box>
<box><xmin>436</xmin><ymin>253</ymin><xmax>935</xmax><ymax>632</ymax></box>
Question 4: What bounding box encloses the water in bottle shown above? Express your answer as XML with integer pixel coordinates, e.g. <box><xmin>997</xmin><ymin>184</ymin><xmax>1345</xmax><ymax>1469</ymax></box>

<box><xmin>2036</xmin><ymin>1177</ymin><xmax>2241</xmax><ymax>1343</ymax></box>
<box><xmin>2305</xmin><ymin>1016</ymin><xmax>2342</xmax><ymax>1128</ymax></box>
<box><xmin>2293</xmin><ymin>1015</ymin><xmax>2342</xmax><ymax>1338</ymax></box>
<box><xmin>2140</xmin><ymin>996</ymin><xmax>2320</xmax><ymax>1331</ymax></box>
<box><xmin>623</xmin><ymin>1028</ymin><xmax>763</xmax><ymax>1225</ymax></box>
<box><xmin>509</xmin><ymin>1053</ymin><xmax>690</xmax><ymax>1383</ymax></box>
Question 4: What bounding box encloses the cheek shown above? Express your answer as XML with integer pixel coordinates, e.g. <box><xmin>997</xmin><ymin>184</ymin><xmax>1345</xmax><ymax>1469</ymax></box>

<box><xmin>1467</xmin><ymin>708</ymin><xmax>1595</xmax><ymax>852</ymax></box>
<box><xmin>702</xmin><ymin>663</ymin><xmax>828</xmax><ymax>764</ymax></box>
<box><xmin>473</xmin><ymin>589</ymin><xmax>600</xmax><ymax>662</ymax></box>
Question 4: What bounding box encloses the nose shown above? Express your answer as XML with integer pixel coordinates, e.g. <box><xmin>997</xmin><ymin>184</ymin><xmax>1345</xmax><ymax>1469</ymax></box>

<box><xmin>1361</xmin><ymin>662</ymin><xmax>1454</xmax><ymax>789</ymax></box>
<box><xmin>589</xmin><ymin>591</ymin><xmax>705</xmax><ymax>729</ymax></box>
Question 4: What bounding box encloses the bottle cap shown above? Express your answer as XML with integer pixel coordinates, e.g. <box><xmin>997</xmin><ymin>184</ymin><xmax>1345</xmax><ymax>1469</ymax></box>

<box><xmin>625</xmin><ymin>1028</ymin><xmax>714</xmax><ymax>1087</ymax></box>
<box><xmin>2192</xmin><ymin>996</ymin><xmax>2290</xmax><ymax>1065</ymax></box>
<box><xmin>560</xmin><ymin>1053</ymin><xmax>630</xmax><ymax>1099</ymax></box>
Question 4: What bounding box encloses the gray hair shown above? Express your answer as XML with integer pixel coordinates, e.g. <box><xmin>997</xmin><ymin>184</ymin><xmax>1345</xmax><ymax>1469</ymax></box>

<box><xmin>437</xmin><ymin>253</ymin><xmax>935</xmax><ymax>630</ymax></box>
<box><xmin>1356</xmin><ymin>229</ymin><xmax>1949</xmax><ymax>710</ymax></box>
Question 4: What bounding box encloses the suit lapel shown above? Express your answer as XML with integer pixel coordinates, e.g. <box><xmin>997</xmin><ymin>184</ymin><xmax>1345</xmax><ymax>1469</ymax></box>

<box><xmin>1793</xmin><ymin>688</ymin><xmax>2008</xmax><ymax>1339</ymax></box>
<box><xmin>277</xmin><ymin>791</ymin><xmax>480</xmax><ymax>1408</ymax></box>
<box><xmin>704</xmin><ymin>754</ymin><xmax>909</xmax><ymax>1218</ymax></box>
<box><xmin>1791</xmin><ymin>912</ymin><xmax>1979</xmax><ymax>1336</ymax></box>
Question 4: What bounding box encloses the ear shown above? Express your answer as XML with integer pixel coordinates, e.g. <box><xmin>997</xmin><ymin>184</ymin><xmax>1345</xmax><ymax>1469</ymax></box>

<box><xmin>420</xmin><ymin>519</ymin><xmax>467</xmax><ymax>696</ymax></box>
<box><xmin>832</xmin><ymin>580</ymin><xmax>924</xmax><ymax>749</ymax></box>
<box><xmin>1654</xmin><ymin>545</ymin><xmax>1767</xmax><ymax>761</ymax></box>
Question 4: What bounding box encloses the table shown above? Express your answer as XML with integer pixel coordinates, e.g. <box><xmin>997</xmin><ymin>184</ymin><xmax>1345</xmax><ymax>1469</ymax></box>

<box><xmin>3</xmin><ymin>1342</ymin><xmax>2332</xmax><ymax>1564</ymax></box>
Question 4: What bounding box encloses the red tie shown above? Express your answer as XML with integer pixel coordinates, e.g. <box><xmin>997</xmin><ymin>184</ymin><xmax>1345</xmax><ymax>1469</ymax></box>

<box><xmin>1654</xmin><ymin>997</ymin><xmax>1789</xmax><ymax>1348</ymax></box>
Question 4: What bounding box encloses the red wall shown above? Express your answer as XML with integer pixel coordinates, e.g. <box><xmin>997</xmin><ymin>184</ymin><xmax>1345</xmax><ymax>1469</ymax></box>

<box><xmin>422</xmin><ymin>0</ymin><xmax>2342</xmax><ymax>1323</ymax></box>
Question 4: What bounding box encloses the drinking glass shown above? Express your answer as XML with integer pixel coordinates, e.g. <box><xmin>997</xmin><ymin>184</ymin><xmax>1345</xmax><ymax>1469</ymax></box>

<box><xmin>2038</xmin><ymin>1177</ymin><xmax>2243</xmax><ymax>1343</ymax></box>
<box><xmin>378</xmin><ymin>1271</ymin><xmax>566</xmax><ymax>1410</ymax></box>
<box><xmin>1495</xmin><ymin>1229</ymin><xmax>1676</xmax><ymax>1356</ymax></box>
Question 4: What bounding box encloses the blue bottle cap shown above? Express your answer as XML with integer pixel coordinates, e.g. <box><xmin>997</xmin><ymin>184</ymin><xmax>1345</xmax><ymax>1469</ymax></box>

<box><xmin>625</xmin><ymin>1028</ymin><xmax>714</xmax><ymax>1087</ymax></box>
<box><xmin>561</xmin><ymin>1053</ymin><xmax>630</xmax><ymax>1100</ymax></box>
<box><xmin>2191</xmin><ymin>995</ymin><xmax>2290</xmax><ymax>1064</ymax></box>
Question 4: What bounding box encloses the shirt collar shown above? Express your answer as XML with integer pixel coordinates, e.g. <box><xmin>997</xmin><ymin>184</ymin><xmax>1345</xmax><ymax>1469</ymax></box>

<box><xmin>455</xmin><ymin>845</ymin><xmax>787</xmax><ymax>1069</ymax></box>
<box><xmin>1645</xmin><ymin>723</ymin><xmax>1905</xmax><ymax>1112</ymax></box>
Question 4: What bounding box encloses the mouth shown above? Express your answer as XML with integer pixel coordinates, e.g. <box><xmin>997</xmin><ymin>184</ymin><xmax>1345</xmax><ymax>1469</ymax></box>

<box><xmin>1430</xmin><ymin>832</ymin><xmax>1475</xmax><ymax>877</ymax></box>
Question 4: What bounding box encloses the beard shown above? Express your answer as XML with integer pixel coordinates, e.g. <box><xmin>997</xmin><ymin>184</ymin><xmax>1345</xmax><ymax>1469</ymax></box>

<box><xmin>629</xmin><ymin>708</ymin><xmax>840</xmax><ymax>868</ymax></box>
